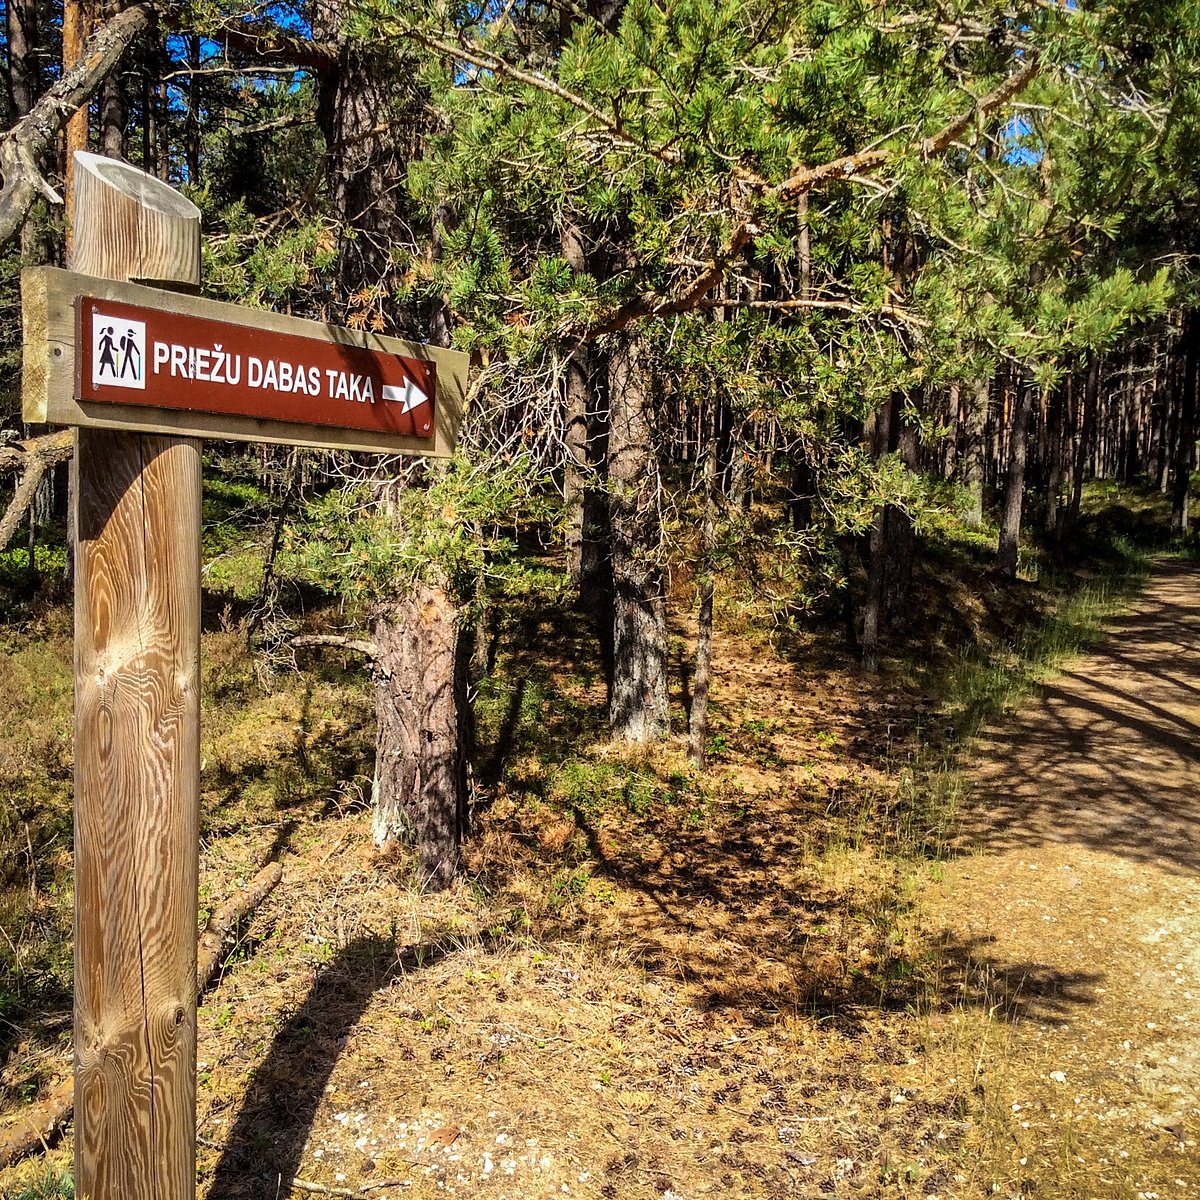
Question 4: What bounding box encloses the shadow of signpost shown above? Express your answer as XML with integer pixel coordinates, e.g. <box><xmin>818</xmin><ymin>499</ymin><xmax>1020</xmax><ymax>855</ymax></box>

<box><xmin>204</xmin><ymin>935</ymin><xmax>440</xmax><ymax>1200</ymax></box>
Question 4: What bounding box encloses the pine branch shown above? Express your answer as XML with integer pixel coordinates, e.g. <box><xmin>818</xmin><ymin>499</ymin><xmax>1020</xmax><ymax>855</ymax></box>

<box><xmin>589</xmin><ymin>55</ymin><xmax>1042</xmax><ymax>337</ymax></box>
<box><xmin>395</xmin><ymin>25</ymin><xmax>683</xmax><ymax>168</ymax></box>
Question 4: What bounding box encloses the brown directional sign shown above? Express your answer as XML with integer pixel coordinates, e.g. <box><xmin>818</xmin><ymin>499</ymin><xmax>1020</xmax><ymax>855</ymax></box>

<box><xmin>78</xmin><ymin>295</ymin><xmax>437</xmax><ymax>439</ymax></box>
<box><xmin>23</xmin><ymin>267</ymin><xmax>468</xmax><ymax>456</ymax></box>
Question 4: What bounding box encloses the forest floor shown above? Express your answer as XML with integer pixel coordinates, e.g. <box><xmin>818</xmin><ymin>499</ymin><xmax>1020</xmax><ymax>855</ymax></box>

<box><xmin>0</xmin><ymin>494</ymin><xmax>1197</xmax><ymax>1200</ymax></box>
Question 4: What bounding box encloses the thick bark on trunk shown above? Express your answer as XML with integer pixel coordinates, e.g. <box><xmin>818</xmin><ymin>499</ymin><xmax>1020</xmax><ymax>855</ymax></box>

<box><xmin>371</xmin><ymin>582</ymin><xmax>465</xmax><ymax>891</ymax></box>
<box><xmin>961</xmin><ymin>379</ymin><xmax>988</xmax><ymax>527</ymax></box>
<box><xmin>687</xmin><ymin>434</ymin><xmax>717</xmax><ymax>768</ymax></box>
<box><xmin>1068</xmin><ymin>358</ymin><xmax>1100</xmax><ymax>530</ymax></box>
<box><xmin>860</xmin><ymin>400</ymin><xmax>893</xmax><ymax>673</ymax></box>
<box><xmin>1171</xmin><ymin>310</ymin><xmax>1199</xmax><ymax>536</ymax></box>
<box><xmin>607</xmin><ymin>335</ymin><xmax>668</xmax><ymax>742</ymax></box>
<box><xmin>998</xmin><ymin>380</ymin><xmax>1035</xmax><ymax>577</ymax></box>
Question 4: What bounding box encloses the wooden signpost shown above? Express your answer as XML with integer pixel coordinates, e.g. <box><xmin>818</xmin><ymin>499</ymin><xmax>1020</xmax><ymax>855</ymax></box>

<box><xmin>21</xmin><ymin>152</ymin><xmax>468</xmax><ymax>1200</ymax></box>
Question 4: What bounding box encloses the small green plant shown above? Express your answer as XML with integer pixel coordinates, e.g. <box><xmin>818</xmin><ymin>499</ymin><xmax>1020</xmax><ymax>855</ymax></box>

<box><xmin>705</xmin><ymin>733</ymin><xmax>730</xmax><ymax>759</ymax></box>
<box><xmin>4</xmin><ymin>1169</ymin><xmax>74</xmax><ymax>1200</ymax></box>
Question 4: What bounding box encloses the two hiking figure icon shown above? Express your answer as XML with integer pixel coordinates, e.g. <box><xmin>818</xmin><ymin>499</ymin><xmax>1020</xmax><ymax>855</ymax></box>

<box><xmin>96</xmin><ymin>325</ymin><xmax>142</xmax><ymax>383</ymax></box>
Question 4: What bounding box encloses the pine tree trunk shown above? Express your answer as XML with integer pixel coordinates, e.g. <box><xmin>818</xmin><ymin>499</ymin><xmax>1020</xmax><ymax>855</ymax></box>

<box><xmin>998</xmin><ymin>380</ymin><xmax>1035</xmax><ymax>577</ymax></box>
<box><xmin>1044</xmin><ymin>381</ymin><xmax>1065</xmax><ymax>538</ymax></box>
<box><xmin>99</xmin><ymin>1</ymin><xmax>127</xmax><ymax>159</ymax></box>
<box><xmin>788</xmin><ymin>453</ymin><xmax>814</xmax><ymax>531</ymax></box>
<box><xmin>860</xmin><ymin>400</ymin><xmax>893</xmax><ymax>673</ymax></box>
<box><xmin>608</xmin><ymin>335</ymin><xmax>668</xmax><ymax>742</ymax></box>
<box><xmin>885</xmin><ymin>421</ymin><xmax>918</xmax><ymax>618</ymax></box>
<box><xmin>1069</xmin><ymin>359</ymin><xmax>1100</xmax><ymax>528</ymax></box>
<box><xmin>62</xmin><ymin>0</ymin><xmax>89</xmax><ymax>247</ymax></box>
<box><xmin>688</xmin><ymin>432</ymin><xmax>717</xmax><ymax>768</ymax></box>
<box><xmin>962</xmin><ymin>379</ymin><xmax>988</xmax><ymax>527</ymax></box>
<box><xmin>1171</xmin><ymin>310</ymin><xmax>1199</xmax><ymax>536</ymax></box>
<box><xmin>5</xmin><ymin>0</ymin><xmax>35</xmax><ymax>120</ymax></box>
<box><xmin>944</xmin><ymin>383</ymin><xmax>960</xmax><ymax>479</ymax></box>
<box><xmin>371</xmin><ymin>581</ymin><xmax>466</xmax><ymax>891</ymax></box>
<box><xmin>184</xmin><ymin>34</ymin><xmax>201</xmax><ymax>182</ymax></box>
<box><xmin>564</xmin><ymin>349</ymin><xmax>589</xmax><ymax>585</ymax></box>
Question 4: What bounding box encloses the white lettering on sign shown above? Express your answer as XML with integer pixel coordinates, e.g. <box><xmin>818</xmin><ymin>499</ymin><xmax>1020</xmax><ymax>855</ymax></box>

<box><xmin>146</xmin><ymin>343</ymin><xmax>396</xmax><ymax>407</ymax></box>
<box><xmin>92</xmin><ymin>312</ymin><xmax>146</xmax><ymax>390</ymax></box>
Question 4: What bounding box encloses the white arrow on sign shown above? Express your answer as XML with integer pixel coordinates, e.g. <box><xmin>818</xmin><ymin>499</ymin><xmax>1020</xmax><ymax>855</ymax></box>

<box><xmin>381</xmin><ymin>379</ymin><xmax>428</xmax><ymax>413</ymax></box>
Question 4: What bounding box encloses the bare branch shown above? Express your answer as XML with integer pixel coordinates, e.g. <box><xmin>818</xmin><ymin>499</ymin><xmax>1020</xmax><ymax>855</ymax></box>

<box><xmin>290</xmin><ymin>633</ymin><xmax>380</xmax><ymax>658</ymax></box>
<box><xmin>0</xmin><ymin>430</ymin><xmax>73</xmax><ymax>473</ymax></box>
<box><xmin>176</xmin><ymin>17</ymin><xmax>338</xmax><ymax>72</ymax></box>
<box><xmin>694</xmin><ymin>295</ymin><xmax>931</xmax><ymax>326</ymax></box>
<box><xmin>0</xmin><ymin>461</ymin><xmax>49</xmax><ymax>552</ymax></box>
<box><xmin>0</xmin><ymin>3</ymin><xmax>155</xmax><ymax>247</ymax></box>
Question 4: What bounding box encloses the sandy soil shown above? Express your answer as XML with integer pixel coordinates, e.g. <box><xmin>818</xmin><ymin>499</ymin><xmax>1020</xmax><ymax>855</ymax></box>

<box><xmin>929</xmin><ymin>562</ymin><xmax>1200</xmax><ymax>1198</ymax></box>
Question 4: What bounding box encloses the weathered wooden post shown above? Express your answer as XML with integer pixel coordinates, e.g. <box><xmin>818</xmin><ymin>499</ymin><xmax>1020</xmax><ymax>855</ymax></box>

<box><xmin>70</xmin><ymin>151</ymin><xmax>202</xmax><ymax>1200</ymax></box>
<box><xmin>22</xmin><ymin>150</ymin><xmax>468</xmax><ymax>1200</ymax></box>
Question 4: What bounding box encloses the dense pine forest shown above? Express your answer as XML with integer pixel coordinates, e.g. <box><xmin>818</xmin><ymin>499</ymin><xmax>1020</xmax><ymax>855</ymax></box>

<box><xmin>2</xmin><ymin>0</ymin><xmax>1200</xmax><ymax>1197</ymax></box>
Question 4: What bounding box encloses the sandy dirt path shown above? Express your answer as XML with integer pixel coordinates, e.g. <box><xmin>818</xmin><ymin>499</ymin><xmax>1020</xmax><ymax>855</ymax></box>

<box><xmin>930</xmin><ymin>562</ymin><xmax>1200</xmax><ymax>1198</ymax></box>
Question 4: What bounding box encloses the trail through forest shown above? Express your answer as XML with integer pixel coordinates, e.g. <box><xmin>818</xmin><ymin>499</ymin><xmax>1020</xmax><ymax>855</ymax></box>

<box><xmin>928</xmin><ymin>562</ymin><xmax>1200</xmax><ymax>1196</ymax></box>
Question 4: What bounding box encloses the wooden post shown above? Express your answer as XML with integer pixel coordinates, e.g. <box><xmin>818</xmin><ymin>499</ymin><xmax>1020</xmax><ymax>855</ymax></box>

<box><xmin>70</xmin><ymin>151</ymin><xmax>202</xmax><ymax>1200</ymax></box>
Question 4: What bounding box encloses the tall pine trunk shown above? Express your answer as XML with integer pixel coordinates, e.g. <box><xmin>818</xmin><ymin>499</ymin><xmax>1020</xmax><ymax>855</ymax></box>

<box><xmin>688</xmin><ymin>412</ymin><xmax>717</xmax><ymax>768</ymax></box>
<box><xmin>962</xmin><ymin>379</ymin><xmax>988</xmax><ymax>528</ymax></box>
<box><xmin>860</xmin><ymin>399</ymin><xmax>893</xmax><ymax>673</ymax></box>
<box><xmin>1171</xmin><ymin>310</ymin><xmax>1199</xmax><ymax>536</ymax></box>
<box><xmin>998</xmin><ymin>379</ymin><xmax>1034</xmax><ymax>577</ymax></box>
<box><xmin>608</xmin><ymin>335</ymin><xmax>668</xmax><ymax>742</ymax></box>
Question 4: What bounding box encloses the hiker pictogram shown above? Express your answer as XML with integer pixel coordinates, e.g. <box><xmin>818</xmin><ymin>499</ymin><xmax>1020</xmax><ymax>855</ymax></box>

<box><xmin>90</xmin><ymin>312</ymin><xmax>146</xmax><ymax>390</ymax></box>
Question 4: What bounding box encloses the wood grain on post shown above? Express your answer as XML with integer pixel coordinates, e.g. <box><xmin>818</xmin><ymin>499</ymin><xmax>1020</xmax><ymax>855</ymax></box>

<box><xmin>70</xmin><ymin>150</ymin><xmax>202</xmax><ymax>1200</ymax></box>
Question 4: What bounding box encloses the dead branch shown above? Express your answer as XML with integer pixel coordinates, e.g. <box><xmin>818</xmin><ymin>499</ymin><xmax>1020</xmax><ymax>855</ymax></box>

<box><xmin>0</xmin><ymin>861</ymin><xmax>283</xmax><ymax>1170</ymax></box>
<box><xmin>0</xmin><ymin>430</ymin><xmax>73</xmax><ymax>473</ymax></box>
<box><xmin>694</xmin><ymin>294</ymin><xmax>931</xmax><ymax>326</ymax></box>
<box><xmin>196</xmin><ymin>861</ymin><xmax>284</xmax><ymax>993</ymax></box>
<box><xmin>0</xmin><ymin>431</ymin><xmax>75</xmax><ymax>554</ymax></box>
<box><xmin>0</xmin><ymin>461</ymin><xmax>49</xmax><ymax>553</ymax></box>
<box><xmin>182</xmin><ymin>17</ymin><xmax>338</xmax><ymax>73</ymax></box>
<box><xmin>287</xmin><ymin>1177</ymin><xmax>409</xmax><ymax>1197</ymax></box>
<box><xmin>0</xmin><ymin>2</ymin><xmax>155</xmax><ymax>248</ymax></box>
<box><xmin>291</xmin><ymin>633</ymin><xmax>380</xmax><ymax>658</ymax></box>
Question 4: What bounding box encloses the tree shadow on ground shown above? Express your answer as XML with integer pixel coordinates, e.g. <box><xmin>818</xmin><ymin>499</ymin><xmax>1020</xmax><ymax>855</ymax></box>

<box><xmin>956</xmin><ymin>561</ymin><xmax>1200</xmax><ymax>875</ymax></box>
<box><xmin>924</xmin><ymin>931</ymin><xmax>1105</xmax><ymax>1024</ymax></box>
<box><xmin>561</xmin><ymin>803</ymin><xmax>1103</xmax><ymax>1028</ymax></box>
<box><xmin>204</xmin><ymin>935</ymin><xmax>443</xmax><ymax>1200</ymax></box>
